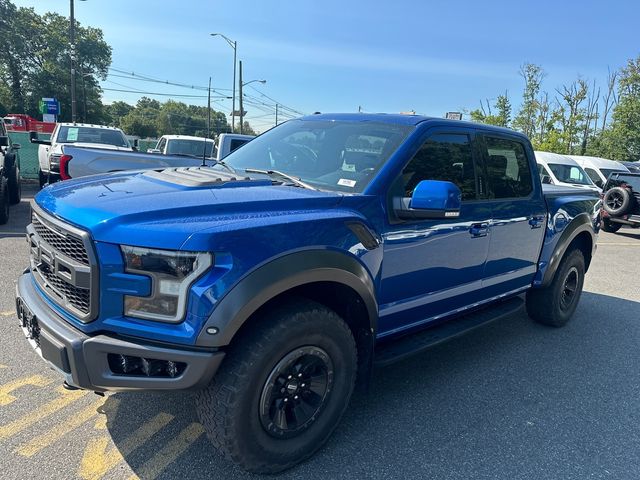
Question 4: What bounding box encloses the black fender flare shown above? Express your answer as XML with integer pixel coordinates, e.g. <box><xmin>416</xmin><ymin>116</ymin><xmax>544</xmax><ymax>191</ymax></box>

<box><xmin>195</xmin><ymin>250</ymin><xmax>378</xmax><ymax>348</ymax></box>
<box><xmin>541</xmin><ymin>212</ymin><xmax>595</xmax><ymax>287</ymax></box>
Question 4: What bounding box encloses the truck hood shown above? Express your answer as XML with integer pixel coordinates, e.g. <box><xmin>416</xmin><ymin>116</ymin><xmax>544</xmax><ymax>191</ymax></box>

<box><xmin>53</xmin><ymin>143</ymin><xmax>133</xmax><ymax>153</ymax></box>
<box><xmin>35</xmin><ymin>167</ymin><xmax>344</xmax><ymax>249</ymax></box>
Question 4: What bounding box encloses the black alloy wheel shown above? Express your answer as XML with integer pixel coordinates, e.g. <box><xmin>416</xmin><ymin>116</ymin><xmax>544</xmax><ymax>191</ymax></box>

<box><xmin>259</xmin><ymin>346</ymin><xmax>334</xmax><ymax>439</ymax></box>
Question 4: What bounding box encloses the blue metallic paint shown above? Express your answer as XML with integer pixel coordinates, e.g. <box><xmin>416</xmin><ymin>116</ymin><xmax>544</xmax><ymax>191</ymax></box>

<box><xmin>30</xmin><ymin>115</ymin><xmax>599</xmax><ymax>347</ymax></box>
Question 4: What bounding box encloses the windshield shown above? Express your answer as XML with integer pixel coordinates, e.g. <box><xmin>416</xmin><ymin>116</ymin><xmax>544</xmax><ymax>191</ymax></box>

<box><xmin>221</xmin><ymin>119</ymin><xmax>414</xmax><ymax>192</ymax></box>
<box><xmin>167</xmin><ymin>139</ymin><xmax>214</xmax><ymax>158</ymax></box>
<box><xmin>600</xmin><ymin>168</ymin><xmax>627</xmax><ymax>180</ymax></box>
<box><xmin>547</xmin><ymin>163</ymin><xmax>593</xmax><ymax>185</ymax></box>
<box><xmin>57</xmin><ymin>126</ymin><xmax>129</xmax><ymax>147</ymax></box>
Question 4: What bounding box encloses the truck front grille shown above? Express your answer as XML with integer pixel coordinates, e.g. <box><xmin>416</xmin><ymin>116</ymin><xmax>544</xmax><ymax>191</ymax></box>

<box><xmin>28</xmin><ymin>207</ymin><xmax>98</xmax><ymax>322</ymax></box>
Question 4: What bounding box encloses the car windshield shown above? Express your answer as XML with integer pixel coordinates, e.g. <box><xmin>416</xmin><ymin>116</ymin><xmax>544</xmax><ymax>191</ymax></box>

<box><xmin>547</xmin><ymin>163</ymin><xmax>593</xmax><ymax>185</ymax></box>
<box><xmin>221</xmin><ymin>119</ymin><xmax>414</xmax><ymax>192</ymax></box>
<box><xmin>600</xmin><ymin>168</ymin><xmax>627</xmax><ymax>180</ymax></box>
<box><xmin>166</xmin><ymin>139</ymin><xmax>214</xmax><ymax>158</ymax></box>
<box><xmin>57</xmin><ymin>126</ymin><xmax>129</xmax><ymax>147</ymax></box>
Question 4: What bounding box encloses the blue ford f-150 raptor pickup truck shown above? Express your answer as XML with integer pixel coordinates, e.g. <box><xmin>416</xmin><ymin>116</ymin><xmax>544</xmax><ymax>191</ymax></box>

<box><xmin>15</xmin><ymin>113</ymin><xmax>600</xmax><ymax>473</ymax></box>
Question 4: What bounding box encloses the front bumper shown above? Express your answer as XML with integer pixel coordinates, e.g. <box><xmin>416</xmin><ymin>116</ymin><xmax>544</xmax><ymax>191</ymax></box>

<box><xmin>15</xmin><ymin>272</ymin><xmax>225</xmax><ymax>392</ymax></box>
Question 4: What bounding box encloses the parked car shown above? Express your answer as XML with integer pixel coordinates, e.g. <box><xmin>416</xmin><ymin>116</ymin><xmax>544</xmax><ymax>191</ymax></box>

<box><xmin>52</xmin><ymin>132</ymin><xmax>255</xmax><ymax>180</ymax></box>
<box><xmin>30</xmin><ymin>123</ymin><xmax>133</xmax><ymax>188</ymax></box>
<box><xmin>149</xmin><ymin>133</ymin><xmax>254</xmax><ymax>161</ymax></box>
<box><xmin>620</xmin><ymin>161</ymin><xmax>640</xmax><ymax>173</ymax></box>
<box><xmin>600</xmin><ymin>171</ymin><xmax>640</xmax><ymax>232</ymax></box>
<box><xmin>16</xmin><ymin>114</ymin><xmax>600</xmax><ymax>473</ymax></box>
<box><xmin>0</xmin><ymin>119</ymin><xmax>22</xmax><ymax>224</ymax></box>
<box><xmin>567</xmin><ymin>155</ymin><xmax>629</xmax><ymax>189</ymax></box>
<box><xmin>535</xmin><ymin>151</ymin><xmax>600</xmax><ymax>192</ymax></box>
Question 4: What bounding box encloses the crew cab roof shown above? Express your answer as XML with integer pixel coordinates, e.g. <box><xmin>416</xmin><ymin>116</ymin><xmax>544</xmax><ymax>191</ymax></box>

<box><xmin>160</xmin><ymin>135</ymin><xmax>214</xmax><ymax>142</ymax></box>
<box><xmin>299</xmin><ymin>113</ymin><xmax>527</xmax><ymax>138</ymax></box>
<box><xmin>56</xmin><ymin>122</ymin><xmax>124</xmax><ymax>131</ymax></box>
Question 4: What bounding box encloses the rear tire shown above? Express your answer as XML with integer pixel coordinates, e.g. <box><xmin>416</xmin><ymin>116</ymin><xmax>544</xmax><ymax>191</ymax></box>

<box><xmin>8</xmin><ymin>163</ymin><xmax>21</xmax><ymax>204</ymax></box>
<box><xmin>526</xmin><ymin>249</ymin><xmax>585</xmax><ymax>327</ymax></box>
<box><xmin>195</xmin><ymin>299</ymin><xmax>357</xmax><ymax>474</ymax></box>
<box><xmin>601</xmin><ymin>218</ymin><xmax>622</xmax><ymax>233</ymax></box>
<box><xmin>0</xmin><ymin>176</ymin><xmax>9</xmax><ymax>225</ymax></box>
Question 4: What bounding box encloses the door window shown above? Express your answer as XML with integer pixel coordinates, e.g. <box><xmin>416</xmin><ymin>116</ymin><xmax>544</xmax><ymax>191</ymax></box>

<box><xmin>584</xmin><ymin>167</ymin><xmax>603</xmax><ymax>188</ymax></box>
<box><xmin>484</xmin><ymin>136</ymin><xmax>533</xmax><ymax>198</ymax></box>
<box><xmin>396</xmin><ymin>133</ymin><xmax>477</xmax><ymax>201</ymax></box>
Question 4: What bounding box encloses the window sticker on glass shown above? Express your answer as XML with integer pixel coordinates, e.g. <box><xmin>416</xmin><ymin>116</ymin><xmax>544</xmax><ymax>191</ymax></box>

<box><xmin>338</xmin><ymin>178</ymin><xmax>356</xmax><ymax>188</ymax></box>
<box><xmin>67</xmin><ymin>128</ymin><xmax>79</xmax><ymax>141</ymax></box>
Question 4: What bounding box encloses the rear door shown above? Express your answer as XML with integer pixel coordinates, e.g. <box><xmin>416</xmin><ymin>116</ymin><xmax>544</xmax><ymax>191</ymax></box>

<box><xmin>479</xmin><ymin>133</ymin><xmax>546</xmax><ymax>295</ymax></box>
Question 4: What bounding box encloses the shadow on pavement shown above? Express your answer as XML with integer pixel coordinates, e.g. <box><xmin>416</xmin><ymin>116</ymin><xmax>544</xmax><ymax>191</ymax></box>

<box><xmin>103</xmin><ymin>291</ymin><xmax>640</xmax><ymax>479</ymax></box>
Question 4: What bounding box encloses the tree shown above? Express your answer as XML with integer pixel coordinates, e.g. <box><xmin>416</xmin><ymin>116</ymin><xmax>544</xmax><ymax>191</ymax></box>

<box><xmin>513</xmin><ymin>63</ymin><xmax>545</xmax><ymax>138</ymax></box>
<box><xmin>469</xmin><ymin>92</ymin><xmax>511</xmax><ymax>127</ymax></box>
<box><xmin>0</xmin><ymin>1</ymin><xmax>112</xmax><ymax>123</ymax></box>
<box><xmin>605</xmin><ymin>56</ymin><xmax>640</xmax><ymax>160</ymax></box>
<box><xmin>555</xmin><ymin>79</ymin><xmax>588</xmax><ymax>154</ymax></box>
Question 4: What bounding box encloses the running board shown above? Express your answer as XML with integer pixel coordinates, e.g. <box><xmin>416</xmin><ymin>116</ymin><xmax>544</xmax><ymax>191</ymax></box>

<box><xmin>374</xmin><ymin>296</ymin><xmax>524</xmax><ymax>367</ymax></box>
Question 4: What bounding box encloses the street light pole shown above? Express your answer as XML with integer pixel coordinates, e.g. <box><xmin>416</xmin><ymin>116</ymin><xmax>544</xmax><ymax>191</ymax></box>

<box><xmin>239</xmin><ymin>60</ymin><xmax>243</xmax><ymax>134</ymax></box>
<box><xmin>210</xmin><ymin>33</ymin><xmax>237</xmax><ymax>133</ymax></box>
<box><xmin>69</xmin><ymin>0</ymin><xmax>77</xmax><ymax>123</ymax></box>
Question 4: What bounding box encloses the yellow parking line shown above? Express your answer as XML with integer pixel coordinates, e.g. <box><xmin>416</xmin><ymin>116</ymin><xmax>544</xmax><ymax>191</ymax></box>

<box><xmin>0</xmin><ymin>310</ymin><xmax>15</xmax><ymax>316</ymax></box>
<box><xmin>127</xmin><ymin>422</ymin><xmax>205</xmax><ymax>480</ymax></box>
<box><xmin>0</xmin><ymin>386</ymin><xmax>86</xmax><ymax>441</ymax></box>
<box><xmin>79</xmin><ymin>412</ymin><xmax>174</xmax><ymax>480</ymax></box>
<box><xmin>16</xmin><ymin>397</ymin><xmax>118</xmax><ymax>457</ymax></box>
<box><xmin>0</xmin><ymin>374</ymin><xmax>54</xmax><ymax>406</ymax></box>
<box><xmin>0</xmin><ymin>364</ymin><xmax>8</xmax><ymax>369</ymax></box>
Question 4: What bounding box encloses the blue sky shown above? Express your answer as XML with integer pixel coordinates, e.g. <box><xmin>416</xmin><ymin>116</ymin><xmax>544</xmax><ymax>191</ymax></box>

<box><xmin>13</xmin><ymin>0</ymin><xmax>640</xmax><ymax>131</ymax></box>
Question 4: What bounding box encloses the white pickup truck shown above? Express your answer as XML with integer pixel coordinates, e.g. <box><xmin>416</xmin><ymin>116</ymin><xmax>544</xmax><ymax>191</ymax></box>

<box><xmin>30</xmin><ymin>123</ymin><xmax>133</xmax><ymax>187</ymax></box>
<box><xmin>148</xmin><ymin>134</ymin><xmax>254</xmax><ymax>161</ymax></box>
<box><xmin>36</xmin><ymin>133</ymin><xmax>255</xmax><ymax>183</ymax></box>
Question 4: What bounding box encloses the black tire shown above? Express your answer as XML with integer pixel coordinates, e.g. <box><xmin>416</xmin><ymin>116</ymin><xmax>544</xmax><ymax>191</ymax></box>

<box><xmin>601</xmin><ymin>218</ymin><xmax>622</xmax><ymax>233</ymax></box>
<box><xmin>0</xmin><ymin>176</ymin><xmax>9</xmax><ymax>225</ymax></box>
<box><xmin>195</xmin><ymin>299</ymin><xmax>357</xmax><ymax>474</ymax></box>
<box><xmin>526</xmin><ymin>249</ymin><xmax>585</xmax><ymax>327</ymax></box>
<box><xmin>8</xmin><ymin>163</ymin><xmax>21</xmax><ymax>205</ymax></box>
<box><xmin>38</xmin><ymin>169</ymin><xmax>47</xmax><ymax>189</ymax></box>
<box><xmin>603</xmin><ymin>187</ymin><xmax>632</xmax><ymax>216</ymax></box>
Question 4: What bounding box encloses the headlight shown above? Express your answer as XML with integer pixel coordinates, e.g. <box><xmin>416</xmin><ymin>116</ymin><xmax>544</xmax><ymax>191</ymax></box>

<box><xmin>121</xmin><ymin>246</ymin><xmax>212</xmax><ymax>322</ymax></box>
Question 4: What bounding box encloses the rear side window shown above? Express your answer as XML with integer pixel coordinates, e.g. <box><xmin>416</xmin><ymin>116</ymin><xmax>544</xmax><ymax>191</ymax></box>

<box><xmin>483</xmin><ymin>136</ymin><xmax>532</xmax><ymax>198</ymax></box>
<box><xmin>229</xmin><ymin>139</ymin><xmax>248</xmax><ymax>153</ymax></box>
<box><xmin>397</xmin><ymin>133</ymin><xmax>477</xmax><ymax>201</ymax></box>
<box><xmin>584</xmin><ymin>168</ymin><xmax>603</xmax><ymax>188</ymax></box>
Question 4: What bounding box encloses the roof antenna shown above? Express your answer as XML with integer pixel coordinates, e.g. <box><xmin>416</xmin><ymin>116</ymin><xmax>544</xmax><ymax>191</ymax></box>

<box><xmin>202</xmin><ymin>76</ymin><xmax>211</xmax><ymax>167</ymax></box>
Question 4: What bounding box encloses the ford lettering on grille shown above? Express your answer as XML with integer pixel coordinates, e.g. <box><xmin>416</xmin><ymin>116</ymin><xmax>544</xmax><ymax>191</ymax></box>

<box><xmin>27</xmin><ymin>207</ymin><xmax>98</xmax><ymax>322</ymax></box>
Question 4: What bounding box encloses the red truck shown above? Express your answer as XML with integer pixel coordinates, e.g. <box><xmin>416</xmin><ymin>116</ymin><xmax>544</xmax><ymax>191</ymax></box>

<box><xmin>3</xmin><ymin>114</ymin><xmax>56</xmax><ymax>134</ymax></box>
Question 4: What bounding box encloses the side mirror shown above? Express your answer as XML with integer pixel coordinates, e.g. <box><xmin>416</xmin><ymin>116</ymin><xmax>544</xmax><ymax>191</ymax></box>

<box><xmin>0</xmin><ymin>136</ymin><xmax>8</xmax><ymax>147</ymax></box>
<box><xmin>541</xmin><ymin>175</ymin><xmax>553</xmax><ymax>185</ymax></box>
<box><xmin>147</xmin><ymin>148</ymin><xmax>161</xmax><ymax>154</ymax></box>
<box><xmin>133</xmin><ymin>139</ymin><xmax>140</xmax><ymax>148</ymax></box>
<box><xmin>29</xmin><ymin>131</ymin><xmax>51</xmax><ymax>146</ymax></box>
<box><xmin>396</xmin><ymin>180</ymin><xmax>462</xmax><ymax>220</ymax></box>
<box><xmin>12</xmin><ymin>143</ymin><xmax>21</xmax><ymax>150</ymax></box>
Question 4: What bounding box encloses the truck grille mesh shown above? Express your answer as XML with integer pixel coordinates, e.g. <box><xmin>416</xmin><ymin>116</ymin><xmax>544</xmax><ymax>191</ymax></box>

<box><xmin>29</xmin><ymin>209</ymin><xmax>96</xmax><ymax>320</ymax></box>
<box><xmin>31</xmin><ymin>213</ymin><xmax>90</xmax><ymax>265</ymax></box>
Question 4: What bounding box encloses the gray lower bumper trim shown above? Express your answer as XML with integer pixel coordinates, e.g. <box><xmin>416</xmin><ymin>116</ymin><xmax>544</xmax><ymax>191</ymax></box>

<box><xmin>16</xmin><ymin>273</ymin><xmax>224</xmax><ymax>392</ymax></box>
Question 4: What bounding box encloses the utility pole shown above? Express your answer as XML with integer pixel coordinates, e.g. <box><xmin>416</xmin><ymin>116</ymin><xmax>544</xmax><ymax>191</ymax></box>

<box><xmin>69</xmin><ymin>0</ymin><xmax>77</xmax><ymax>123</ymax></box>
<box><xmin>239</xmin><ymin>60</ymin><xmax>244</xmax><ymax>134</ymax></box>
<box><xmin>231</xmin><ymin>40</ymin><xmax>237</xmax><ymax>133</ymax></box>
<box><xmin>275</xmin><ymin>104</ymin><xmax>279</xmax><ymax>126</ymax></box>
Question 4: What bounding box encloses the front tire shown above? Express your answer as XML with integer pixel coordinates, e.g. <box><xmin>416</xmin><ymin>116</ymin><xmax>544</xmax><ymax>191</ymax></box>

<box><xmin>526</xmin><ymin>249</ymin><xmax>585</xmax><ymax>327</ymax></box>
<box><xmin>8</xmin><ymin>163</ymin><xmax>21</xmax><ymax>204</ymax></box>
<box><xmin>38</xmin><ymin>169</ymin><xmax>47</xmax><ymax>189</ymax></box>
<box><xmin>195</xmin><ymin>300</ymin><xmax>357</xmax><ymax>474</ymax></box>
<box><xmin>0</xmin><ymin>176</ymin><xmax>9</xmax><ymax>225</ymax></box>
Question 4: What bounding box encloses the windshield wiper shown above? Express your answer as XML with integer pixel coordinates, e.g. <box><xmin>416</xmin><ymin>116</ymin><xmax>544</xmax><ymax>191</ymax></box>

<box><xmin>244</xmin><ymin>168</ymin><xmax>316</xmax><ymax>190</ymax></box>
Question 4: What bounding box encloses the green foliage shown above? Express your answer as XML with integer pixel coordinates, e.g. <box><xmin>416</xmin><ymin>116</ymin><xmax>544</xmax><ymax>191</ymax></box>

<box><xmin>110</xmin><ymin>97</ymin><xmax>233</xmax><ymax>139</ymax></box>
<box><xmin>512</xmin><ymin>63</ymin><xmax>544</xmax><ymax>138</ymax></box>
<box><xmin>469</xmin><ymin>93</ymin><xmax>511</xmax><ymax>127</ymax></box>
<box><xmin>0</xmin><ymin>0</ymin><xmax>112</xmax><ymax>123</ymax></box>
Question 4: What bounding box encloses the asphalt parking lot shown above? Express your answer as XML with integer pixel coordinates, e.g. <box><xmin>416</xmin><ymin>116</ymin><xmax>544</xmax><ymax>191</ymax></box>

<box><xmin>0</xmin><ymin>184</ymin><xmax>639</xmax><ymax>480</ymax></box>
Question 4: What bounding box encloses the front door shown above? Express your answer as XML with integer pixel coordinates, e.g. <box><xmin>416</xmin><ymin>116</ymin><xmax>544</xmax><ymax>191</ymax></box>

<box><xmin>379</xmin><ymin>128</ymin><xmax>492</xmax><ymax>338</ymax></box>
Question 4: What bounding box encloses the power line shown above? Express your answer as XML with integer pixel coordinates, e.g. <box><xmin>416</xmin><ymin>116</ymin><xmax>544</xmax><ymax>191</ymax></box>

<box><xmin>102</xmin><ymin>87</ymin><xmax>229</xmax><ymax>99</ymax></box>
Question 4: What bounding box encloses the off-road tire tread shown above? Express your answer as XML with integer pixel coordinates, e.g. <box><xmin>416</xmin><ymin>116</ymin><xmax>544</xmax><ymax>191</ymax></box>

<box><xmin>9</xmin><ymin>163</ymin><xmax>20</xmax><ymax>204</ymax></box>
<box><xmin>0</xmin><ymin>176</ymin><xmax>9</xmax><ymax>225</ymax></box>
<box><xmin>195</xmin><ymin>299</ymin><xmax>357</xmax><ymax>474</ymax></box>
<box><xmin>526</xmin><ymin>249</ymin><xmax>585</xmax><ymax>327</ymax></box>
